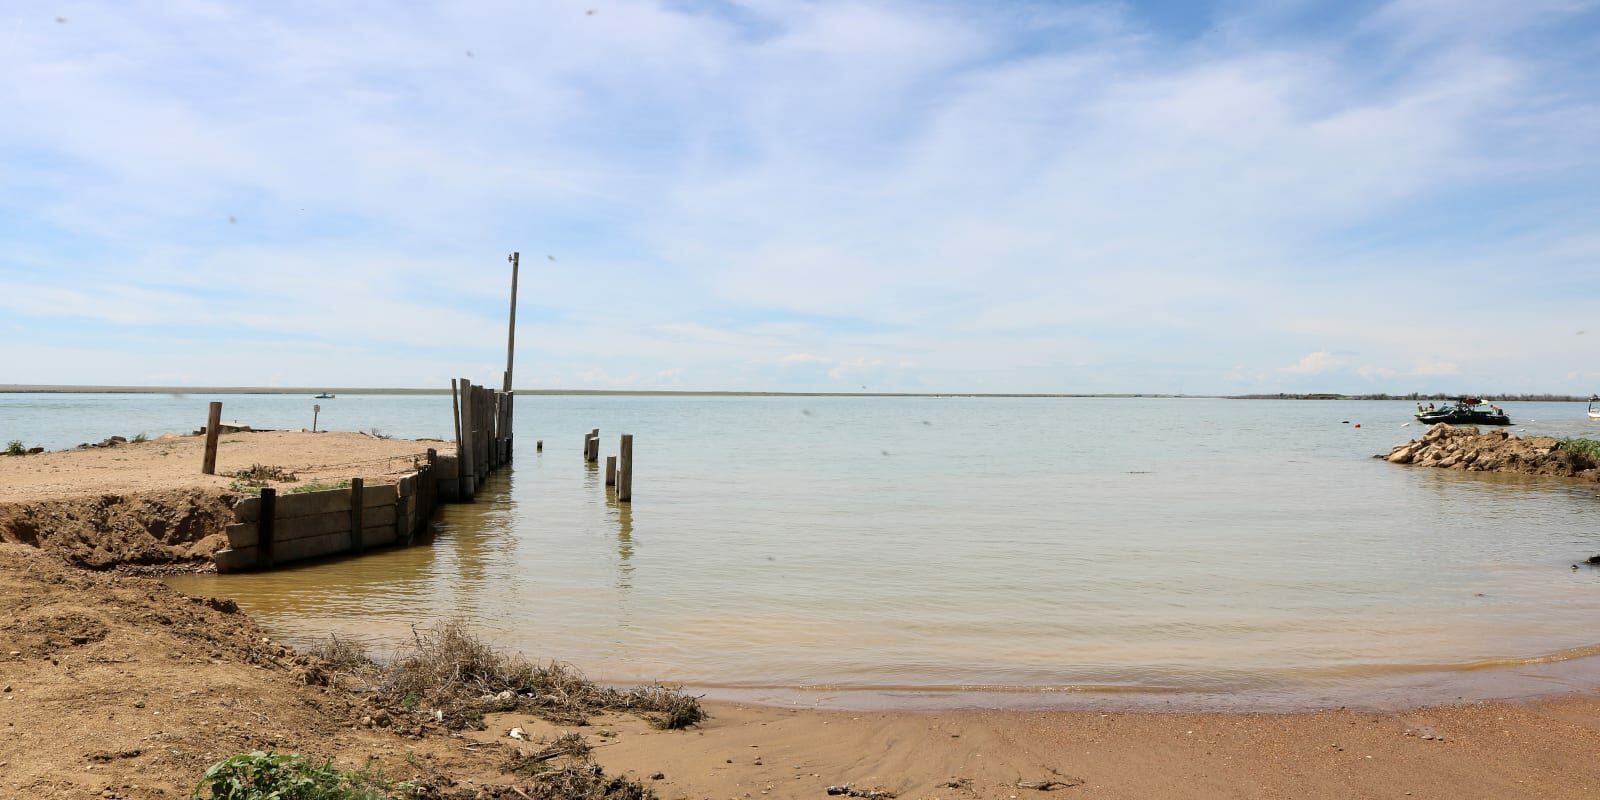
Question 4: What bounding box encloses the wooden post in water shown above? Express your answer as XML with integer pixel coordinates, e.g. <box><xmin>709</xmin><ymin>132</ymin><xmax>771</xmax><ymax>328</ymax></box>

<box><xmin>201</xmin><ymin>401</ymin><xmax>223</xmax><ymax>475</ymax></box>
<box><xmin>605</xmin><ymin>455</ymin><xmax>616</xmax><ymax>486</ymax></box>
<box><xmin>423</xmin><ymin>448</ymin><xmax>437</xmax><ymax>530</ymax></box>
<box><xmin>536</xmin><ymin>439</ymin><xmax>543</xmax><ymax>452</ymax></box>
<box><xmin>587</xmin><ymin>428</ymin><xmax>600</xmax><ymax>462</ymax></box>
<box><xmin>617</xmin><ymin>434</ymin><xmax>633</xmax><ymax>502</ymax></box>
<box><xmin>258</xmin><ymin>487</ymin><xmax>277</xmax><ymax>569</ymax></box>
<box><xmin>458</xmin><ymin>378</ymin><xmax>476</xmax><ymax>498</ymax></box>
<box><xmin>450</xmin><ymin>379</ymin><xmax>462</xmax><ymax>457</ymax></box>
<box><xmin>349</xmin><ymin>478</ymin><xmax>365</xmax><ymax>554</ymax></box>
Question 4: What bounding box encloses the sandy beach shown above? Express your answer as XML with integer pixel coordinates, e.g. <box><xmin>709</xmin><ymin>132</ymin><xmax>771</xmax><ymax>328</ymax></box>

<box><xmin>6</xmin><ymin>539</ymin><xmax>1600</xmax><ymax>798</ymax></box>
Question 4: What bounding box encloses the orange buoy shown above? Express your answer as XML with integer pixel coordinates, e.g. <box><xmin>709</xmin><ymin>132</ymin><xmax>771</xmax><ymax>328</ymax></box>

<box><xmin>1354</xmin><ymin>423</ymin><xmax>1361</xmax><ymax>428</ymax></box>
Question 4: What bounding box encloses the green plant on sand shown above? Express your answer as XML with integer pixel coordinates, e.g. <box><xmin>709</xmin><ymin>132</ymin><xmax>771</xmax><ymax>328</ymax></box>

<box><xmin>1559</xmin><ymin>437</ymin><xmax>1600</xmax><ymax>463</ymax></box>
<box><xmin>131</xmin><ymin>432</ymin><xmax>148</xmax><ymax>443</ymax></box>
<box><xmin>4</xmin><ymin>440</ymin><xmax>24</xmax><ymax>456</ymax></box>
<box><xmin>191</xmin><ymin>751</ymin><xmax>416</xmax><ymax>800</ymax></box>
<box><xmin>227</xmin><ymin>480</ymin><xmax>263</xmax><ymax>497</ymax></box>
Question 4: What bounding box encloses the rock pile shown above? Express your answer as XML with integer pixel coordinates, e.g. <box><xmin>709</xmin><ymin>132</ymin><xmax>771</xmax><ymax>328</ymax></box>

<box><xmin>1380</xmin><ymin>424</ymin><xmax>1599</xmax><ymax>480</ymax></box>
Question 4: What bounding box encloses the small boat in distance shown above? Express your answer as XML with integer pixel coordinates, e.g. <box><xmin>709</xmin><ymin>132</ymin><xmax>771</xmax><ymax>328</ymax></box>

<box><xmin>1588</xmin><ymin>394</ymin><xmax>1599</xmax><ymax>420</ymax></box>
<box><xmin>315</xmin><ymin>393</ymin><xmax>335</xmax><ymax>399</ymax></box>
<box><xmin>1417</xmin><ymin>397</ymin><xmax>1511</xmax><ymax>426</ymax></box>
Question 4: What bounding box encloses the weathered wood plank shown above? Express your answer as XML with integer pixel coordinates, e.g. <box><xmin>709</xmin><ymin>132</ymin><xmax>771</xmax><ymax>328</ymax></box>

<box><xmin>214</xmin><ymin>547</ymin><xmax>255</xmax><ymax>573</ymax></box>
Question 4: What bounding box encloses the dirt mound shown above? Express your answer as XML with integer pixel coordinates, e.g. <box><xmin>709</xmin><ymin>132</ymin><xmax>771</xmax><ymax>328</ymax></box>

<box><xmin>0</xmin><ymin>488</ymin><xmax>237</xmax><ymax>569</ymax></box>
<box><xmin>1380</xmin><ymin>424</ymin><xmax>1600</xmax><ymax>479</ymax></box>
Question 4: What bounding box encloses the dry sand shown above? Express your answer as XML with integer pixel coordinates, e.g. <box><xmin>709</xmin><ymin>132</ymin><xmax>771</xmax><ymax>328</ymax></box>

<box><xmin>0</xmin><ymin>430</ymin><xmax>449</xmax><ymax>504</ymax></box>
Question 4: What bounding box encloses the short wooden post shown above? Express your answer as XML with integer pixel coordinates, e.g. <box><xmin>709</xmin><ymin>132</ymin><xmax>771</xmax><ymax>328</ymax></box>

<box><xmin>349</xmin><ymin>478</ymin><xmax>365</xmax><ymax>553</ymax></box>
<box><xmin>312</xmin><ymin>403</ymin><xmax>321</xmax><ymax>433</ymax></box>
<box><xmin>605</xmin><ymin>455</ymin><xmax>616</xmax><ymax>486</ymax></box>
<box><xmin>201</xmin><ymin>401</ymin><xmax>223</xmax><ymax>475</ymax></box>
<box><xmin>258</xmin><ymin>487</ymin><xmax>277</xmax><ymax>569</ymax></box>
<box><xmin>588</xmin><ymin>428</ymin><xmax>600</xmax><ymax>462</ymax></box>
<box><xmin>536</xmin><ymin>439</ymin><xmax>543</xmax><ymax>452</ymax></box>
<box><xmin>617</xmin><ymin>434</ymin><xmax>633</xmax><ymax>502</ymax></box>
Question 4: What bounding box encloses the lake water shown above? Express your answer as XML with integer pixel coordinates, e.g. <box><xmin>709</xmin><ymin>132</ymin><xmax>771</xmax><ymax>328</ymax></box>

<box><xmin>9</xmin><ymin>393</ymin><xmax>1600</xmax><ymax>709</ymax></box>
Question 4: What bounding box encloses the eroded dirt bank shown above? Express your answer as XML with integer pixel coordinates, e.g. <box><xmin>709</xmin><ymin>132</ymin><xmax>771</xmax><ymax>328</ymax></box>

<box><xmin>0</xmin><ymin>489</ymin><xmax>235</xmax><ymax>569</ymax></box>
<box><xmin>1381</xmin><ymin>423</ymin><xmax>1600</xmax><ymax>479</ymax></box>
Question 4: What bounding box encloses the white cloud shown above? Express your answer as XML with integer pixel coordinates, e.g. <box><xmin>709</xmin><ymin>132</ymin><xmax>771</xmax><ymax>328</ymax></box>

<box><xmin>1280</xmin><ymin>352</ymin><xmax>1345</xmax><ymax>375</ymax></box>
<box><xmin>0</xmin><ymin>0</ymin><xmax>1597</xmax><ymax>392</ymax></box>
<box><xmin>1411</xmin><ymin>358</ymin><xmax>1459</xmax><ymax>376</ymax></box>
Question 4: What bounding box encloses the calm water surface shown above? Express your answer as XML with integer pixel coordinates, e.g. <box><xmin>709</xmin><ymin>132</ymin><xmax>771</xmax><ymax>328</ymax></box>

<box><xmin>12</xmin><ymin>393</ymin><xmax>1600</xmax><ymax>709</ymax></box>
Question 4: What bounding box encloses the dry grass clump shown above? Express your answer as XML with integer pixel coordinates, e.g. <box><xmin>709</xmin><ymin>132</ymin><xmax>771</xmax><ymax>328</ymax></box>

<box><xmin>225</xmin><ymin>464</ymin><xmax>299</xmax><ymax>485</ymax></box>
<box><xmin>520</xmin><ymin>763</ymin><xmax>655</xmax><ymax>800</ymax></box>
<box><xmin>310</xmin><ymin>634</ymin><xmax>372</xmax><ymax>672</ymax></box>
<box><xmin>380</xmin><ymin>620</ymin><xmax>704</xmax><ymax>731</ymax></box>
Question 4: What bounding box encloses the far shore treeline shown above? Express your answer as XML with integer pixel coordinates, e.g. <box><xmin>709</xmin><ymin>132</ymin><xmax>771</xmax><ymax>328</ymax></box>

<box><xmin>0</xmin><ymin>385</ymin><xmax>1593</xmax><ymax>401</ymax></box>
<box><xmin>1232</xmin><ymin>393</ymin><xmax>1596</xmax><ymax>401</ymax></box>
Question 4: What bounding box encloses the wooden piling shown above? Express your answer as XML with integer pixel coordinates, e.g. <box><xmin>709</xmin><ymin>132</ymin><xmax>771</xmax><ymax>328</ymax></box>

<box><xmin>536</xmin><ymin>439</ymin><xmax>543</xmax><ymax>452</ymax></box>
<box><xmin>451</xmin><ymin>379</ymin><xmax>462</xmax><ymax>456</ymax></box>
<box><xmin>605</xmin><ymin>455</ymin><xmax>616</xmax><ymax>486</ymax></box>
<box><xmin>458</xmin><ymin>378</ymin><xmax>477</xmax><ymax>498</ymax></box>
<box><xmin>349</xmin><ymin>478</ymin><xmax>365</xmax><ymax>553</ymax></box>
<box><xmin>201</xmin><ymin>401</ymin><xmax>223</xmax><ymax>475</ymax></box>
<box><xmin>258</xmin><ymin>487</ymin><xmax>277</xmax><ymax>569</ymax></box>
<box><xmin>617</xmin><ymin>434</ymin><xmax>633</xmax><ymax>502</ymax></box>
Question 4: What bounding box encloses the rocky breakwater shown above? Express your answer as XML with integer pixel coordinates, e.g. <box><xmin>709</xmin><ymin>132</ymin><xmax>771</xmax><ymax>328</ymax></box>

<box><xmin>1380</xmin><ymin>424</ymin><xmax>1600</xmax><ymax>480</ymax></box>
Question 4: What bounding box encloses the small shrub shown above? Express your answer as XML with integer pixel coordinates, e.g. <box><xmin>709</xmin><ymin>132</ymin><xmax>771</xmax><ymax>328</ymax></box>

<box><xmin>225</xmin><ymin>464</ymin><xmax>299</xmax><ymax>486</ymax></box>
<box><xmin>4</xmin><ymin>440</ymin><xmax>24</xmax><ymax>456</ymax></box>
<box><xmin>1559</xmin><ymin>437</ymin><xmax>1600</xmax><ymax>463</ymax></box>
<box><xmin>131</xmin><ymin>432</ymin><xmax>148</xmax><ymax>444</ymax></box>
<box><xmin>309</xmin><ymin>634</ymin><xmax>371</xmax><ymax>673</ymax></box>
<box><xmin>227</xmin><ymin>480</ymin><xmax>264</xmax><ymax>497</ymax></box>
<box><xmin>191</xmin><ymin>751</ymin><xmax>415</xmax><ymax>799</ymax></box>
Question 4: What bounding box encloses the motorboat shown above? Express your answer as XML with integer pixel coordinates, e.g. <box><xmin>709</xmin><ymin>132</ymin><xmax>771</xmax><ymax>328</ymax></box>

<box><xmin>1589</xmin><ymin>394</ymin><xmax>1599</xmax><ymax>420</ymax></box>
<box><xmin>315</xmin><ymin>393</ymin><xmax>335</xmax><ymax>399</ymax></box>
<box><xmin>1416</xmin><ymin>397</ymin><xmax>1511</xmax><ymax>426</ymax></box>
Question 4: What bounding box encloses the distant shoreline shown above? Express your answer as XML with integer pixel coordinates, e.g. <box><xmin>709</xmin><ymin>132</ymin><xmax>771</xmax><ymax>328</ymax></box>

<box><xmin>2</xmin><ymin>385</ymin><xmax>1593</xmax><ymax>400</ymax></box>
<box><xmin>1</xmin><ymin>384</ymin><xmax>1191</xmax><ymax>398</ymax></box>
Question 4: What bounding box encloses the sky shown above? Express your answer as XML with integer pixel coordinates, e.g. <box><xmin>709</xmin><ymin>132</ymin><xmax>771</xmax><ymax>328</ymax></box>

<box><xmin>2</xmin><ymin>0</ymin><xmax>1598</xmax><ymax>394</ymax></box>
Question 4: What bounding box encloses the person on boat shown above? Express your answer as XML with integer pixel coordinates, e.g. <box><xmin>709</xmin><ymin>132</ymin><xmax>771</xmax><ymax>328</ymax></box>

<box><xmin>1417</xmin><ymin>403</ymin><xmax>1425</xmax><ymax>413</ymax></box>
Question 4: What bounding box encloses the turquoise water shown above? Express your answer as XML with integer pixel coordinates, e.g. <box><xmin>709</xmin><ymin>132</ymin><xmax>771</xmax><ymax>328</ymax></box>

<box><xmin>10</xmin><ymin>393</ymin><xmax>1600</xmax><ymax>709</ymax></box>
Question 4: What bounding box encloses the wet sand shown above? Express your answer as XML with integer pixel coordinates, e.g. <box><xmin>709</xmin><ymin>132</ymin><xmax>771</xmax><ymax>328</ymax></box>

<box><xmin>489</xmin><ymin>695</ymin><xmax>1600</xmax><ymax>799</ymax></box>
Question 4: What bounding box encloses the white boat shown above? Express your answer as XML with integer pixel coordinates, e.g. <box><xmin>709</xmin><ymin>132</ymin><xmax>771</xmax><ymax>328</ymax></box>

<box><xmin>1589</xmin><ymin>395</ymin><xmax>1600</xmax><ymax>420</ymax></box>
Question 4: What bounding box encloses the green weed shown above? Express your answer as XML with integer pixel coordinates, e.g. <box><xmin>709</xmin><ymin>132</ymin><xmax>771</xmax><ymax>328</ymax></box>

<box><xmin>1559</xmin><ymin>437</ymin><xmax>1600</xmax><ymax>462</ymax></box>
<box><xmin>191</xmin><ymin>751</ymin><xmax>417</xmax><ymax>800</ymax></box>
<box><xmin>4</xmin><ymin>440</ymin><xmax>24</xmax><ymax>456</ymax></box>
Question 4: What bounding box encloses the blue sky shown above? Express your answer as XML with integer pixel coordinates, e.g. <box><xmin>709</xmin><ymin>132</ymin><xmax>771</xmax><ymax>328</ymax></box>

<box><xmin>2</xmin><ymin>0</ymin><xmax>1598</xmax><ymax>393</ymax></box>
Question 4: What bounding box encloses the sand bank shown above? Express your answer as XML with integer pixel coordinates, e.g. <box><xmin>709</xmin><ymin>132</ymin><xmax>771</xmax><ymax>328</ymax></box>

<box><xmin>0</xmin><ymin>431</ymin><xmax>449</xmax><ymax>569</ymax></box>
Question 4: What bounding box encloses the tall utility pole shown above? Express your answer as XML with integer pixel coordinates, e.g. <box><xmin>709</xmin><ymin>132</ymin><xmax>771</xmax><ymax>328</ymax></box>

<box><xmin>504</xmin><ymin>251</ymin><xmax>520</xmax><ymax>393</ymax></box>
